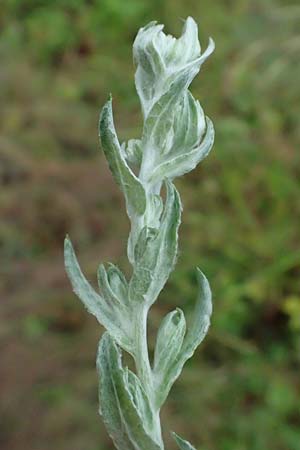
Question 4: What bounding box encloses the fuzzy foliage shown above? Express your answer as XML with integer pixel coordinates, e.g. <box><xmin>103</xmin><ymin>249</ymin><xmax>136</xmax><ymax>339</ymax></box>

<box><xmin>65</xmin><ymin>16</ymin><xmax>214</xmax><ymax>450</ymax></box>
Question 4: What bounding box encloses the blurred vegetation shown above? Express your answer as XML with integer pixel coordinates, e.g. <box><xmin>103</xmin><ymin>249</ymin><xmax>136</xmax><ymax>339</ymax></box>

<box><xmin>0</xmin><ymin>1</ymin><xmax>299</xmax><ymax>449</ymax></box>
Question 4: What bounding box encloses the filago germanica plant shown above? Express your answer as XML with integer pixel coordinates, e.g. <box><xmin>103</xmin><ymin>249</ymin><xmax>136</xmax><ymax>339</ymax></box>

<box><xmin>64</xmin><ymin>16</ymin><xmax>215</xmax><ymax>450</ymax></box>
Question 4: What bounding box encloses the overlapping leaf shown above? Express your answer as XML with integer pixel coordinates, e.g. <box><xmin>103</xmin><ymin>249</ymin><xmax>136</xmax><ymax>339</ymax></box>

<box><xmin>126</xmin><ymin>369</ymin><xmax>155</xmax><ymax>437</ymax></box>
<box><xmin>153</xmin><ymin>269</ymin><xmax>212</xmax><ymax>408</ymax></box>
<box><xmin>149</xmin><ymin>117</ymin><xmax>214</xmax><ymax>183</ymax></box>
<box><xmin>64</xmin><ymin>237</ymin><xmax>133</xmax><ymax>354</ymax></box>
<box><xmin>125</xmin><ymin>138</ymin><xmax>143</xmax><ymax>166</ymax></box>
<box><xmin>141</xmin><ymin>85</ymin><xmax>214</xmax><ymax>184</ymax></box>
<box><xmin>99</xmin><ymin>97</ymin><xmax>146</xmax><ymax>217</ymax></box>
<box><xmin>127</xmin><ymin>193</ymin><xmax>163</xmax><ymax>265</ymax></box>
<box><xmin>97</xmin><ymin>333</ymin><xmax>162</xmax><ymax>450</ymax></box>
<box><xmin>128</xmin><ymin>181</ymin><xmax>181</xmax><ymax>306</ymax></box>
<box><xmin>153</xmin><ymin>308</ymin><xmax>186</xmax><ymax>406</ymax></box>
<box><xmin>142</xmin><ymin>66</ymin><xmax>203</xmax><ymax>154</ymax></box>
<box><xmin>65</xmin><ymin>15</ymin><xmax>215</xmax><ymax>450</ymax></box>
<box><xmin>134</xmin><ymin>16</ymin><xmax>214</xmax><ymax>117</ymax></box>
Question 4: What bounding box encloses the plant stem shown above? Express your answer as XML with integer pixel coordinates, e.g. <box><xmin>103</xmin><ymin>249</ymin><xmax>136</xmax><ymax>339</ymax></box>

<box><xmin>134</xmin><ymin>304</ymin><xmax>164</xmax><ymax>447</ymax></box>
<box><xmin>134</xmin><ymin>305</ymin><xmax>153</xmax><ymax>393</ymax></box>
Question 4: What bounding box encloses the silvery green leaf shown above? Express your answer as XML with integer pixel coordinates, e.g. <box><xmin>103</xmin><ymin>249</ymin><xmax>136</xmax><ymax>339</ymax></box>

<box><xmin>97</xmin><ymin>263</ymin><xmax>129</xmax><ymax>309</ymax></box>
<box><xmin>125</xmin><ymin>139</ymin><xmax>143</xmax><ymax>166</ymax></box>
<box><xmin>172</xmin><ymin>432</ymin><xmax>198</xmax><ymax>450</ymax></box>
<box><xmin>125</xmin><ymin>369</ymin><xmax>155</xmax><ymax>437</ymax></box>
<box><xmin>139</xmin><ymin>72</ymin><xmax>213</xmax><ymax>184</ymax></box>
<box><xmin>153</xmin><ymin>308</ymin><xmax>186</xmax><ymax>373</ymax></box>
<box><xmin>147</xmin><ymin>194</ymin><xmax>163</xmax><ymax>227</ymax></box>
<box><xmin>128</xmin><ymin>181</ymin><xmax>181</xmax><ymax>306</ymax></box>
<box><xmin>149</xmin><ymin>117</ymin><xmax>214</xmax><ymax>183</ymax></box>
<box><xmin>170</xmin><ymin>91</ymin><xmax>206</xmax><ymax>156</ymax></box>
<box><xmin>141</xmin><ymin>65</ymin><xmax>202</xmax><ymax>154</ymax></box>
<box><xmin>157</xmin><ymin>17</ymin><xmax>201</xmax><ymax>68</ymax></box>
<box><xmin>134</xmin><ymin>17</ymin><xmax>215</xmax><ymax>117</ymax></box>
<box><xmin>64</xmin><ymin>237</ymin><xmax>133</xmax><ymax>353</ymax></box>
<box><xmin>153</xmin><ymin>309</ymin><xmax>186</xmax><ymax>407</ymax></box>
<box><xmin>105</xmin><ymin>263</ymin><xmax>129</xmax><ymax>305</ymax></box>
<box><xmin>134</xmin><ymin>227</ymin><xmax>159</xmax><ymax>262</ymax></box>
<box><xmin>153</xmin><ymin>269</ymin><xmax>212</xmax><ymax>408</ymax></box>
<box><xmin>127</xmin><ymin>193</ymin><xmax>163</xmax><ymax>265</ymax></box>
<box><xmin>65</xmin><ymin>16</ymin><xmax>215</xmax><ymax>450</ymax></box>
<box><xmin>97</xmin><ymin>333</ymin><xmax>162</xmax><ymax>450</ymax></box>
<box><xmin>181</xmin><ymin>269</ymin><xmax>212</xmax><ymax>359</ymax></box>
<box><xmin>165</xmin><ymin>36</ymin><xmax>214</xmax><ymax>100</ymax></box>
<box><xmin>133</xmin><ymin>21</ymin><xmax>165</xmax><ymax>117</ymax></box>
<box><xmin>129</xmin><ymin>226</ymin><xmax>158</xmax><ymax>303</ymax></box>
<box><xmin>99</xmin><ymin>97</ymin><xmax>146</xmax><ymax>216</ymax></box>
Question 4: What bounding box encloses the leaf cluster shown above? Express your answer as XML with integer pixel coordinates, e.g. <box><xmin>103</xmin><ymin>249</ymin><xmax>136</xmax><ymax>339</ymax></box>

<box><xmin>65</xmin><ymin>17</ymin><xmax>215</xmax><ymax>450</ymax></box>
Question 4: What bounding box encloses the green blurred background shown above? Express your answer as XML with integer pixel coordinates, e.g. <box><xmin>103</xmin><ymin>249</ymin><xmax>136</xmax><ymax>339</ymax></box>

<box><xmin>0</xmin><ymin>0</ymin><xmax>299</xmax><ymax>449</ymax></box>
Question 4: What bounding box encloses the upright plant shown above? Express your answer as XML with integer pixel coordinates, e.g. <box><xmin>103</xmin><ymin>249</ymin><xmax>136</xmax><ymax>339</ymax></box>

<box><xmin>64</xmin><ymin>17</ymin><xmax>215</xmax><ymax>450</ymax></box>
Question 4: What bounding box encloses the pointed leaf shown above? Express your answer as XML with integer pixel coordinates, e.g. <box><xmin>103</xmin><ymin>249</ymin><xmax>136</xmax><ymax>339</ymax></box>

<box><xmin>181</xmin><ymin>269</ymin><xmax>212</xmax><ymax>359</ymax></box>
<box><xmin>172</xmin><ymin>432</ymin><xmax>198</xmax><ymax>450</ymax></box>
<box><xmin>169</xmin><ymin>91</ymin><xmax>205</xmax><ymax>157</ymax></box>
<box><xmin>125</xmin><ymin>139</ymin><xmax>143</xmax><ymax>166</ymax></box>
<box><xmin>142</xmin><ymin>64</ymin><xmax>200</xmax><ymax>157</ymax></box>
<box><xmin>127</xmin><ymin>194</ymin><xmax>163</xmax><ymax>265</ymax></box>
<box><xmin>99</xmin><ymin>98</ymin><xmax>146</xmax><ymax>216</ymax></box>
<box><xmin>140</xmin><ymin>55</ymin><xmax>214</xmax><ymax>183</ymax></box>
<box><xmin>97</xmin><ymin>263</ymin><xmax>130</xmax><ymax>308</ymax></box>
<box><xmin>106</xmin><ymin>263</ymin><xmax>129</xmax><ymax>305</ymax></box>
<box><xmin>149</xmin><ymin>117</ymin><xmax>214</xmax><ymax>183</ymax></box>
<box><xmin>64</xmin><ymin>237</ymin><xmax>133</xmax><ymax>353</ymax></box>
<box><xmin>153</xmin><ymin>308</ymin><xmax>186</xmax><ymax>373</ymax></box>
<box><xmin>153</xmin><ymin>269</ymin><xmax>212</xmax><ymax>408</ymax></box>
<box><xmin>129</xmin><ymin>181</ymin><xmax>181</xmax><ymax>306</ymax></box>
<box><xmin>126</xmin><ymin>369</ymin><xmax>155</xmax><ymax>437</ymax></box>
<box><xmin>134</xmin><ymin>227</ymin><xmax>159</xmax><ymax>262</ymax></box>
<box><xmin>153</xmin><ymin>309</ymin><xmax>186</xmax><ymax>408</ymax></box>
<box><xmin>97</xmin><ymin>333</ymin><xmax>162</xmax><ymax>450</ymax></box>
<box><xmin>133</xmin><ymin>17</ymin><xmax>214</xmax><ymax>117</ymax></box>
